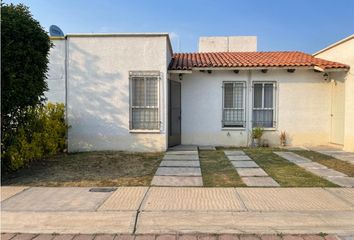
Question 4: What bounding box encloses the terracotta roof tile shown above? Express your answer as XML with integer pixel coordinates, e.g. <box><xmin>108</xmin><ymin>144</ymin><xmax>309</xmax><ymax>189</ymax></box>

<box><xmin>168</xmin><ymin>51</ymin><xmax>349</xmax><ymax>71</ymax></box>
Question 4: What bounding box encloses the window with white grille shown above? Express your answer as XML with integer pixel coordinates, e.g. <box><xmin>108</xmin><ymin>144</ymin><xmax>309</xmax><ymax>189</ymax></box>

<box><xmin>130</xmin><ymin>72</ymin><xmax>160</xmax><ymax>130</ymax></box>
<box><xmin>252</xmin><ymin>82</ymin><xmax>276</xmax><ymax>128</ymax></box>
<box><xmin>222</xmin><ymin>82</ymin><xmax>246</xmax><ymax>128</ymax></box>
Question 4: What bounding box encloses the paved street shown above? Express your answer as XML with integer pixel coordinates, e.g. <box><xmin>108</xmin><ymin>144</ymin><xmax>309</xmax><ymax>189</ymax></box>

<box><xmin>1</xmin><ymin>186</ymin><xmax>354</xmax><ymax>235</ymax></box>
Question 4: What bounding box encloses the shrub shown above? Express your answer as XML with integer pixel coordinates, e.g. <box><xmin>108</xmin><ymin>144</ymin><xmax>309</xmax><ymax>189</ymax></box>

<box><xmin>252</xmin><ymin>127</ymin><xmax>264</xmax><ymax>139</ymax></box>
<box><xmin>2</xmin><ymin>103</ymin><xmax>67</xmax><ymax>171</ymax></box>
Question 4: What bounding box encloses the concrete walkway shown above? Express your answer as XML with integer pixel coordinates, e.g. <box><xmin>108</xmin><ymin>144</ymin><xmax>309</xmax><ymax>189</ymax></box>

<box><xmin>2</xmin><ymin>186</ymin><xmax>354</xmax><ymax>235</ymax></box>
<box><xmin>224</xmin><ymin>150</ymin><xmax>279</xmax><ymax>187</ymax></box>
<box><xmin>274</xmin><ymin>152</ymin><xmax>354</xmax><ymax>187</ymax></box>
<box><xmin>151</xmin><ymin>146</ymin><xmax>202</xmax><ymax>186</ymax></box>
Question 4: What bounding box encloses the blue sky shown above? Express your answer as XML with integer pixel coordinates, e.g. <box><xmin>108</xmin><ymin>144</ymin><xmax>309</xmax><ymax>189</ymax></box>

<box><xmin>5</xmin><ymin>0</ymin><xmax>354</xmax><ymax>53</ymax></box>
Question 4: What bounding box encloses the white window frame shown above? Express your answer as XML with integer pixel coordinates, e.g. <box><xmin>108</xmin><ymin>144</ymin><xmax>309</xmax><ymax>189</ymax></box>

<box><xmin>129</xmin><ymin>71</ymin><xmax>161</xmax><ymax>132</ymax></box>
<box><xmin>222</xmin><ymin>81</ymin><xmax>246</xmax><ymax>129</ymax></box>
<box><xmin>252</xmin><ymin>81</ymin><xmax>277</xmax><ymax>129</ymax></box>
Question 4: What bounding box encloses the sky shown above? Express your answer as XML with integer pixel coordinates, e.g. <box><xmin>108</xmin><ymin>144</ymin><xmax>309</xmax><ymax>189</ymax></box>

<box><xmin>4</xmin><ymin>0</ymin><xmax>354</xmax><ymax>53</ymax></box>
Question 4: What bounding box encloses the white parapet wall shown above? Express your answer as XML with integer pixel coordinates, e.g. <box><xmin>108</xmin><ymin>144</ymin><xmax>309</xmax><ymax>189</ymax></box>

<box><xmin>199</xmin><ymin>36</ymin><xmax>257</xmax><ymax>52</ymax></box>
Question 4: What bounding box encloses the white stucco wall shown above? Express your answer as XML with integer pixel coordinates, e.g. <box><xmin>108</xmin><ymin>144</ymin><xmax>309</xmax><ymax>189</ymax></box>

<box><xmin>61</xmin><ymin>35</ymin><xmax>170</xmax><ymax>152</ymax></box>
<box><xmin>315</xmin><ymin>36</ymin><xmax>354</xmax><ymax>151</ymax></box>
<box><xmin>46</xmin><ymin>39</ymin><xmax>66</xmax><ymax>103</ymax></box>
<box><xmin>172</xmin><ymin>69</ymin><xmax>331</xmax><ymax>147</ymax></box>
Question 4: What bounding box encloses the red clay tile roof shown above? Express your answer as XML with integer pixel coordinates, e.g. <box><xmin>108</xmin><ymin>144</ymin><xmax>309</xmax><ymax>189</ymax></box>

<box><xmin>168</xmin><ymin>51</ymin><xmax>349</xmax><ymax>71</ymax></box>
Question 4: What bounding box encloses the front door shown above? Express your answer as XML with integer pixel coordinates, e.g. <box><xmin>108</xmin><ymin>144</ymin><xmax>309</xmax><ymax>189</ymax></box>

<box><xmin>168</xmin><ymin>80</ymin><xmax>181</xmax><ymax>147</ymax></box>
<box><xmin>330</xmin><ymin>80</ymin><xmax>345</xmax><ymax>145</ymax></box>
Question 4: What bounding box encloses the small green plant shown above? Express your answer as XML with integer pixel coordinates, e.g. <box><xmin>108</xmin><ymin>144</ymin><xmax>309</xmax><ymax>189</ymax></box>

<box><xmin>252</xmin><ymin>127</ymin><xmax>264</xmax><ymax>139</ymax></box>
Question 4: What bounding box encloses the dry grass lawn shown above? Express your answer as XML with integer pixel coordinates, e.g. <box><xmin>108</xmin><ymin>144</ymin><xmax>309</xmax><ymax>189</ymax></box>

<box><xmin>2</xmin><ymin>151</ymin><xmax>164</xmax><ymax>187</ymax></box>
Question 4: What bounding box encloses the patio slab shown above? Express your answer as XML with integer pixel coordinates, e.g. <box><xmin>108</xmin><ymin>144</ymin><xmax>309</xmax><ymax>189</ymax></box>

<box><xmin>1</xmin><ymin>186</ymin><xmax>28</xmax><ymax>202</ymax></box>
<box><xmin>1</xmin><ymin>187</ymin><xmax>112</xmax><ymax>212</ymax></box>
<box><xmin>242</xmin><ymin>177</ymin><xmax>280</xmax><ymax>187</ymax></box>
<box><xmin>141</xmin><ymin>187</ymin><xmax>245</xmax><ymax>211</ymax></box>
<box><xmin>274</xmin><ymin>152</ymin><xmax>312</xmax><ymax>164</ymax></box>
<box><xmin>2</xmin><ymin>211</ymin><xmax>135</xmax><ymax>234</ymax></box>
<box><xmin>168</xmin><ymin>145</ymin><xmax>198</xmax><ymax>151</ymax></box>
<box><xmin>98</xmin><ymin>187</ymin><xmax>148</xmax><ymax>211</ymax></box>
<box><xmin>227</xmin><ymin>155</ymin><xmax>252</xmax><ymax>161</ymax></box>
<box><xmin>309</xmin><ymin>168</ymin><xmax>347</xmax><ymax>178</ymax></box>
<box><xmin>231</xmin><ymin>161</ymin><xmax>259</xmax><ymax>168</ymax></box>
<box><xmin>224</xmin><ymin>151</ymin><xmax>246</xmax><ymax>156</ymax></box>
<box><xmin>165</xmin><ymin>151</ymin><xmax>198</xmax><ymax>155</ymax></box>
<box><xmin>297</xmin><ymin>162</ymin><xmax>328</xmax><ymax>169</ymax></box>
<box><xmin>326</xmin><ymin>177</ymin><xmax>354</xmax><ymax>188</ymax></box>
<box><xmin>151</xmin><ymin>176</ymin><xmax>203</xmax><ymax>186</ymax></box>
<box><xmin>198</xmin><ymin>146</ymin><xmax>216</xmax><ymax>150</ymax></box>
<box><xmin>163</xmin><ymin>155</ymin><xmax>199</xmax><ymax>160</ymax></box>
<box><xmin>236</xmin><ymin>188</ymin><xmax>353</xmax><ymax>211</ymax></box>
<box><xmin>236</xmin><ymin>168</ymin><xmax>268</xmax><ymax>177</ymax></box>
<box><xmin>155</xmin><ymin>167</ymin><xmax>201</xmax><ymax>176</ymax></box>
<box><xmin>160</xmin><ymin>160</ymin><xmax>200</xmax><ymax>167</ymax></box>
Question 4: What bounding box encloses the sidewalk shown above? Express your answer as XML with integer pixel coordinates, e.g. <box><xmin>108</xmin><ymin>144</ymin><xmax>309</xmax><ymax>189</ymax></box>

<box><xmin>1</xmin><ymin>186</ymin><xmax>354</xmax><ymax>235</ymax></box>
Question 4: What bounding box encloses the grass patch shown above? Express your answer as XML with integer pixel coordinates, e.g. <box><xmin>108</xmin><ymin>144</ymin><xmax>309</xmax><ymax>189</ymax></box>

<box><xmin>199</xmin><ymin>149</ymin><xmax>245</xmax><ymax>187</ymax></box>
<box><xmin>243</xmin><ymin>148</ymin><xmax>338</xmax><ymax>187</ymax></box>
<box><xmin>293</xmin><ymin>150</ymin><xmax>354</xmax><ymax>177</ymax></box>
<box><xmin>2</xmin><ymin>151</ymin><xmax>164</xmax><ymax>187</ymax></box>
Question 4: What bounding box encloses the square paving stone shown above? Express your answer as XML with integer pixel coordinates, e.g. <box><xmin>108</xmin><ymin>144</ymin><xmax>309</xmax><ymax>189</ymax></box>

<box><xmin>224</xmin><ymin>150</ymin><xmax>246</xmax><ymax>156</ymax></box>
<box><xmin>160</xmin><ymin>160</ymin><xmax>200</xmax><ymax>167</ymax></box>
<box><xmin>98</xmin><ymin>187</ymin><xmax>148</xmax><ymax>211</ymax></box>
<box><xmin>1</xmin><ymin>187</ymin><xmax>112</xmax><ymax>212</ymax></box>
<box><xmin>198</xmin><ymin>146</ymin><xmax>216</xmax><ymax>150</ymax></box>
<box><xmin>165</xmin><ymin>151</ymin><xmax>198</xmax><ymax>155</ymax></box>
<box><xmin>297</xmin><ymin>162</ymin><xmax>328</xmax><ymax>169</ymax></box>
<box><xmin>274</xmin><ymin>152</ymin><xmax>312</xmax><ymax>164</ymax></box>
<box><xmin>151</xmin><ymin>176</ymin><xmax>203</xmax><ymax>186</ymax></box>
<box><xmin>168</xmin><ymin>145</ymin><xmax>198</xmax><ymax>151</ymax></box>
<box><xmin>308</xmin><ymin>168</ymin><xmax>347</xmax><ymax>178</ymax></box>
<box><xmin>227</xmin><ymin>155</ymin><xmax>252</xmax><ymax>161</ymax></box>
<box><xmin>231</xmin><ymin>161</ymin><xmax>259</xmax><ymax>168</ymax></box>
<box><xmin>155</xmin><ymin>167</ymin><xmax>201</xmax><ymax>176</ymax></box>
<box><xmin>242</xmin><ymin>177</ymin><xmax>280</xmax><ymax>187</ymax></box>
<box><xmin>163</xmin><ymin>155</ymin><xmax>199</xmax><ymax>160</ymax></box>
<box><xmin>236</xmin><ymin>168</ymin><xmax>268</xmax><ymax>177</ymax></box>
<box><xmin>326</xmin><ymin>176</ymin><xmax>354</xmax><ymax>187</ymax></box>
<box><xmin>236</xmin><ymin>188</ymin><xmax>352</xmax><ymax>211</ymax></box>
<box><xmin>142</xmin><ymin>187</ymin><xmax>245</xmax><ymax>211</ymax></box>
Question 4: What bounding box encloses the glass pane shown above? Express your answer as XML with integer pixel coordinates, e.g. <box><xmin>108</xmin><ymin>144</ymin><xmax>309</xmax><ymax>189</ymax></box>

<box><xmin>252</xmin><ymin>109</ymin><xmax>273</xmax><ymax>128</ymax></box>
<box><xmin>223</xmin><ymin>109</ymin><xmax>244</xmax><ymax>127</ymax></box>
<box><xmin>234</xmin><ymin>83</ymin><xmax>243</xmax><ymax>108</ymax></box>
<box><xmin>132</xmin><ymin>108</ymin><xmax>159</xmax><ymax>130</ymax></box>
<box><xmin>224</xmin><ymin>83</ymin><xmax>233</xmax><ymax>108</ymax></box>
<box><xmin>146</xmin><ymin>77</ymin><xmax>158</xmax><ymax>107</ymax></box>
<box><xmin>132</xmin><ymin>77</ymin><xmax>145</xmax><ymax>106</ymax></box>
<box><xmin>264</xmin><ymin>84</ymin><xmax>273</xmax><ymax>108</ymax></box>
<box><xmin>253</xmin><ymin>83</ymin><xmax>262</xmax><ymax>108</ymax></box>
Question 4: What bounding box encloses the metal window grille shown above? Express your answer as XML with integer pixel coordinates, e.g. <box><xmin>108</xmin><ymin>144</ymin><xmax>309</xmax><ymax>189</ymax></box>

<box><xmin>222</xmin><ymin>82</ymin><xmax>246</xmax><ymax>128</ymax></box>
<box><xmin>130</xmin><ymin>71</ymin><xmax>160</xmax><ymax>130</ymax></box>
<box><xmin>252</xmin><ymin>82</ymin><xmax>276</xmax><ymax>128</ymax></box>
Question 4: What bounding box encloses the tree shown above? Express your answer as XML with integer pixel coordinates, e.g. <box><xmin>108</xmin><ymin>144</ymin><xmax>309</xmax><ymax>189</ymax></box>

<box><xmin>1</xmin><ymin>3</ymin><xmax>51</xmax><ymax>168</ymax></box>
<box><xmin>1</xmin><ymin>3</ymin><xmax>51</xmax><ymax>133</ymax></box>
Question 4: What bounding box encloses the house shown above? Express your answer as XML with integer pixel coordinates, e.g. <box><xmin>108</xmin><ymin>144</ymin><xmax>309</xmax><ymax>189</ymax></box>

<box><xmin>46</xmin><ymin>33</ymin><xmax>353</xmax><ymax>152</ymax></box>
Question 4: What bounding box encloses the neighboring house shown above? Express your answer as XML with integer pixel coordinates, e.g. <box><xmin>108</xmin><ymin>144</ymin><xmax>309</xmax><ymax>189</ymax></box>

<box><xmin>46</xmin><ymin>33</ymin><xmax>352</xmax><ymax>152</ymax></box>
<box><xmin>313</xmin><ymin>35</ymin><xmax>354</xmax><ymax>152</ymax></box>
